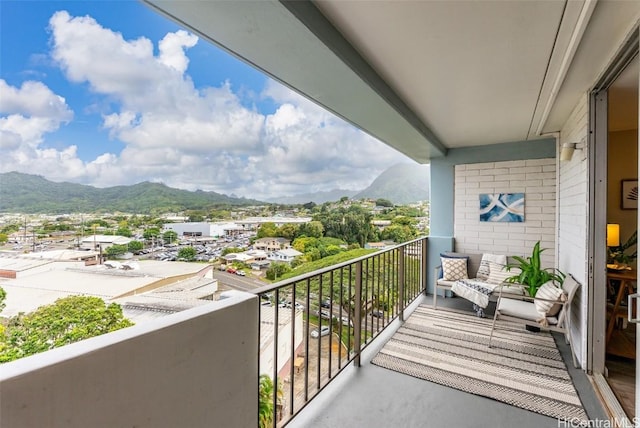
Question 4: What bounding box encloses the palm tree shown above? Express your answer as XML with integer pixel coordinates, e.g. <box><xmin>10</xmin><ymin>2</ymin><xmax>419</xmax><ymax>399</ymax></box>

<box><xmin>258</xmin><ymin>374</ymin><xmax>282</xmax><ymax>428</ymax></box>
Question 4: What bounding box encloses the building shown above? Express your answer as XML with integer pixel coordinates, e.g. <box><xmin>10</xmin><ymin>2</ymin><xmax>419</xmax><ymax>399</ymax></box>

<box><xmin>237</xmin><ymin>216</ymin><xmax>312</xmax><ymax>230</ymax></box>
<box><xmin>80</xmin><ymin>234</ymin><xmax>132</xmax><ymax>251</ymax></box>
<box><xmin>267</xmin><ymin>248</ymin><xmax>303</xmax><ymax>264</ymax></box>
<box><xmin>163</xmin><ymin>221</ymin><xmax>244</xmax><ymax>238</ymax></box>
<box><xmin>253</xmin><ymin>237</ymin><xmax>291</xmax><ymax>252</ymax></box>
<box><xmin>0</xmin><ymin>259</ymin><xmax>214</xmax><ymax>319</ymax></box>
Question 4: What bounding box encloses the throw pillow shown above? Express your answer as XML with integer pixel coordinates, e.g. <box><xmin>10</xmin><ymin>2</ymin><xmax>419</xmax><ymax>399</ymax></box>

<box><xmin>477</xmin><ymin>253</ymin><xmax>507</xmax><ymax>280</ymax></box>
<box><xmin>534</xmin><ymin>281</ymin><xmax>566</xmax><ymax>318</ymax></box>
<box><xmin>438</xmin><ymin>253</ymin><xmax>469</xmax><ymax>279</ymax></box>
<box><xmin>486</xmin><ymin>261</ymin><xmax>516</xmax><ymax>285</ymax></box>
<box><xmin>440</xmin><ymin>257</ymin><xmax>468</xmax><ymax>281</ymax></box>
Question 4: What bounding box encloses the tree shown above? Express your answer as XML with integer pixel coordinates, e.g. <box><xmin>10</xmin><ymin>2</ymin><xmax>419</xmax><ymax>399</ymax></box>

<box><xmin>298</xmin><ymin>221</ymin><xmax>324</xmax><ymax>238</ymax></box>
<box><xmin>277</xmin><ymin>223</ymin><xmax>299</xmax><ymax>241</ymax></box>
<box><xmin>128</xmin><ymin>240</ymin><xmax>143</xmax><ymax>253</ymax></box>
<box><xmin>186</xmin><ymin>210</ymin><xmax>205</xmax><ymax>222</ymax></box>
<box><xmin>319</xmin><ymin>205</ymin><xmax>373</xmax><ymax>247</ymax></box>
<box><xmin>391</xmin><ymin>216</ymin><xmax>417</xmax><ymax>227</ymax></box>
<box><xmin>163</xmin><ymin>230</ymin><xmax>178</xmax><ymax>244</ymax></box>
<box><xmin>258</xmin><ymin>374</ymin><xmax>282</xmax><ymax>428</ymax></box>
<box><xmin>375</xmin><ymin>198</ymin><xmax>394</xmax><ymax>207</ymax></box>
<box><xmin>381</xmin><ymin>224</ymin><xmax>417</xmax><ymax>243</ymax></box>
<box><xmin>324</xmin><ymin>245</ymin><xmax>343</xmax><ymax>257</ymax></box>
<box><xmin>105</xmin><ymin>244</ymin><xmax>128</xmax><ymax>259</ymax></box>
<box><xmin>257</xmin><ymin>222</ymin><xmax>278</xmax><ymax>239</ymax></box>
<box><xmin>178</xmin><ymin>246</ymin><xmax>197</xmax><ymax>261</ymax></box>
<box><xmin>0</xmin><ymin>286</ymin><xmax>5</xmax><ymax>312</ymax></box>
<box><xmin>0</xmin><ymin>296</ymin><xmax>133</xmax><ymax>363</ymax></box>
<box><xmin>143</xmin><ymin>227</ymin><xmax>161</xmax><ymax>241</ymax></box>
<box><xmin>0</xmin><ymin>233</ymin><xmax>7</xmax><ymax>244</ymax></box>
<box><xmin>116</xmin><ymin>227</ymin><xmax>132</xmax><ymax>237</ymax></box>
<box><xmin>266</xmin><ymin>262</ymin><xmax>291</xmax><ymax>280</ymax></box>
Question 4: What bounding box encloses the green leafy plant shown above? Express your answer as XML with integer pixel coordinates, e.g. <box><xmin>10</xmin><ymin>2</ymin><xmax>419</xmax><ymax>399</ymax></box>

<box><xmin>608</xmin><ymin>230</ymin><xmax>637</xmax><ymax>265</ymax></box>
<box><xmin>505</xmin><ymin>241</ymin><xmax>565</xmax><ymax>297</ymax></box>
<box><xmin>258</xmin><ymin>374</ymin><xmax>282</xmax><ymax>428</ymax></box>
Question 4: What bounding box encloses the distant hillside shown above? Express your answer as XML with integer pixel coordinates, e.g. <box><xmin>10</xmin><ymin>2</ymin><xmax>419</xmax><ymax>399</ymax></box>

<box><xmin>268</xmin><ymin>188</ymin><xmax>358</xmax><ymax>205</ymax></box>
<box><xmin>354</xmin><ymin>163</ymin><xmax>429</xmax><ymax>204</ymax></box>
<box><xmin>0</xmin><ymin>172</ymin><xmax>263</xmax><ymax>214</ymax></box>
<box><xmin>269</xmin><ymin>163</ymin><xmax>430</xmax><ymax>205</ymax></box>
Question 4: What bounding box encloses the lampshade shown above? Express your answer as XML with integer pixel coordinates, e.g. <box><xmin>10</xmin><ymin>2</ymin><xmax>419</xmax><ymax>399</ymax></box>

<box><xmin>607</xmin><ymin>224</ymin><xmax>620</xmax><ymax>247</ymax></box>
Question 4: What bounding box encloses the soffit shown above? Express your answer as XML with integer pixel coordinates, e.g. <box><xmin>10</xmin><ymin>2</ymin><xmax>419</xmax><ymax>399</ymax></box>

<box><xmin>315</xmin><ymin>0</ymin><xmax>564</xmax><ymax>148</ymax></box>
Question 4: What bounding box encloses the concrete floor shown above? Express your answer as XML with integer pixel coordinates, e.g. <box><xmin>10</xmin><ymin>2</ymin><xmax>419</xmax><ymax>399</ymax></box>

<box><xmin>287</xmin><ymin>295</ymin><xmax>608</xmax><ymax>428</ymax></box>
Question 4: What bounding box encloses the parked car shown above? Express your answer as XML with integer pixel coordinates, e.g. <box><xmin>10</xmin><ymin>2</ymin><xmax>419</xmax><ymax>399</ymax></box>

<box><xmin>371</xmin><ymin>310</ymin><xmax>384</xmax><ymax>318</ymax></box>
<box><xmin>311</xmin><ymin>326</ymin><xmax>330</xmax><ymax>338</ymax></box>
<box><xmin>236</xmin><ymin>270</ymin><xmax>246</xmax><ymax>276</ymax></box>
<box><xmin>319</xmin><ymin>310</ymin><xmax>333</xmax><ymax>320</ymax></box>
<box><xmin>226</xmin><ymin>267</ymin><xmax>237</xmax><ymax>274</ymax></box>
<box><xmin>320</xmin><ymin>299</ymin><xmax>331</xmax><ymax>308</ymax></box>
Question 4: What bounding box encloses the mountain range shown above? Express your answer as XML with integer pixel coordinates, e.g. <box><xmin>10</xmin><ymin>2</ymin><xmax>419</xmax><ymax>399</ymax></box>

<box><xmin>0</xmin><ymin>163</ymin><xmax>429</xmax><ymax>213</ymax></box>
<box><xmin>0</xmin><ymin>172</ymin><xmax>261</xmax><ymax>214</ymax></box>
<box><xmin>268</xmin><ymin>163</ymin><xmax>430</xmax><ymax>205</ymax></box>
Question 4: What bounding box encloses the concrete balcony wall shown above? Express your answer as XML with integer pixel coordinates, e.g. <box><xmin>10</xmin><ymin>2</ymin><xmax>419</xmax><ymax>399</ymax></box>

<box><xmin>0</xmin><ymin>292</ymin><xmax>258</xmax><ymax>428</ymax></box>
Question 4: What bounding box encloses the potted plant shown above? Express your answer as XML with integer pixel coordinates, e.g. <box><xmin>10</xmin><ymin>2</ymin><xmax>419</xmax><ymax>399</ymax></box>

<box><xmin>608</xmin><ymin>230</ymin><xmax>637</xmax><ymax>266</ymax></box>
<box><xmin>505</xmin><ymin>241</ymin><xmax>565</xmax><ymax>298</ymax></box>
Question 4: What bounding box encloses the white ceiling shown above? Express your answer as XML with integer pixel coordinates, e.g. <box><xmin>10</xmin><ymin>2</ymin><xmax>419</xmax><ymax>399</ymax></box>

<box><xmin>315</xmin><ymin>0</ymin><xmax>565</xmax><ymax>148</ymax></box>
<box><xmin>145</xmin><ymin>0</ymin><xmax>640</xmax><ymax>162</ymax></box>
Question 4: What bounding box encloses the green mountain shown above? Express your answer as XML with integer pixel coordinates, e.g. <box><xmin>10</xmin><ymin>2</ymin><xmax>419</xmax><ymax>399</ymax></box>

<box><xmin>354</xmin><ymin>163</ymin><xmax>430</xmax><ymax>204</ymax></box>
<box><xmin>0</xmin><ymin>172</ymin><xmax>263</xmax><ymax>214</ymax></box>
<box><xmin>267</xmin><ymin>188</ymin><xmax>358</xmax><ymax>205</ymax></box>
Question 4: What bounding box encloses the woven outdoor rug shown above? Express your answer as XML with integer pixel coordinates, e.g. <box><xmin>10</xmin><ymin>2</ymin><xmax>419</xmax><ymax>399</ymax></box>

<box><xmin>371</xmin><ymin>305</ymin><xmax>588</xmax><ymax>422</ymax></box>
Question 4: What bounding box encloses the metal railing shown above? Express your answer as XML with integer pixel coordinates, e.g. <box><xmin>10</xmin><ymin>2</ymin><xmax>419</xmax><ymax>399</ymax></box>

<box><xmin>254</xmin><ymin>237</ymin><xmax>428</xmax><ymax>426</ymax></box>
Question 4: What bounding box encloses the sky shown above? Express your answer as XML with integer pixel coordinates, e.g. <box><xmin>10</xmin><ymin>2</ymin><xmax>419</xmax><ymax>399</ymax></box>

<box><xmin>0</xmin><ymin>1</ymin><xmax>412</xmax><ymax>200</ymax></box>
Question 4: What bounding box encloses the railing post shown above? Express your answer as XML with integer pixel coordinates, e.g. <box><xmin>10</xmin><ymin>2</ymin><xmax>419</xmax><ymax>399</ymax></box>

<box><xmin>398</xmin><ymin>247</ymin><xmax>405</xmax><ymax>322</ymax></box>
<box><xmin>422</xmin><ymin>237</ymin><xmax>428</xmax><ymax>296</ymax></box>
<box><xmin>353</xmin><ymin>260</ymin><xmax>362</xmax><ymax>367</ymax></box>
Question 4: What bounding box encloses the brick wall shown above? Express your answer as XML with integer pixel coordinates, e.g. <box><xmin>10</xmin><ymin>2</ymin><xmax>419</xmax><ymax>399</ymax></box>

<box><xmin>453</xmin><ymin>158</ymin><xmax>556</xmax><ymax>267</ymax></box>
<box><xmin>558</xmin><ymin>93</ymin><xmax>589</xmax><ymax>368</ymax></box>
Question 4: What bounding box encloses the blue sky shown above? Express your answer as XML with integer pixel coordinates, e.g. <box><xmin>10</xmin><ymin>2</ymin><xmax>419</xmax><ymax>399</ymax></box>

<box><xmin>0</xmin><ymin>1</ymin><xmax>410</xmax><ymax>200</ymax></box>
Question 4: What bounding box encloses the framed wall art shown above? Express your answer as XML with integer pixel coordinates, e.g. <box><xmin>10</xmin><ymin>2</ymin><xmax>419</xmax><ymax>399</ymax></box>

<box><xmin>479</xmin><ymin>193</ymin><xmax>525</xmax><ymax>222</ymax></box>
<box><xmin>621</xmin><ymin>179</ymin><xmax>638</xmax><ymax>209</ymax></box>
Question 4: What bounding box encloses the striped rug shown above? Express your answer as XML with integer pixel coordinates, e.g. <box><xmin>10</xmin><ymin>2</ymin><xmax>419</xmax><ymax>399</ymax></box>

<box><xmin>371</xmin><ymin>305</ymin><xmax>588</xmax><ymax>422</ymax></box>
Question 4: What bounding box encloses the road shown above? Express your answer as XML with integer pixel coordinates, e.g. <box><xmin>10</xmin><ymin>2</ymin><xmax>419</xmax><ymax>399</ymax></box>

<box><xmin>212</xmin><ymin>270</ymin><xmax>266</xmax><ymax>292</ymax></box>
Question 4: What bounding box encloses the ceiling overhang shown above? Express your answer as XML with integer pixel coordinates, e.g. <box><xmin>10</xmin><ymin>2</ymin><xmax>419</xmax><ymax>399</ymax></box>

<box><xmin>144</xmin><ymin>0</ymin><xmax>640</xmax><ymax>163</ymax></box>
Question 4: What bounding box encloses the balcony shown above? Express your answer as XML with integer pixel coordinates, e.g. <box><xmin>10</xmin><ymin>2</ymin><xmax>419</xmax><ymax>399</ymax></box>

<box><xmin>0</xmin><ymin>237</ymin><xmax>608</xmax><ymax>427</ymax></box>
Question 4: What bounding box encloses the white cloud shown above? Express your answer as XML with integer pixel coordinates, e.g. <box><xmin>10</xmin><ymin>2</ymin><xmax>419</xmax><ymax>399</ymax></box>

<box><xmin>158</xmin><ymin>30</ymin><xmax>198</xmax><ymax>74</ymax></box>
<box><xmin>0</xmin><ymin>11</ymin><xmax>410</xmax><ymax>201</ymax></box>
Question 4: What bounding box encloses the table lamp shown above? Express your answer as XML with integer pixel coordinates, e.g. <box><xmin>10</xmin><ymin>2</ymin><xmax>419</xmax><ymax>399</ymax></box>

<box><xmin>607</xmin><ymin>224</ymin><xmax>620</xmax><ymax>247</ymax></box>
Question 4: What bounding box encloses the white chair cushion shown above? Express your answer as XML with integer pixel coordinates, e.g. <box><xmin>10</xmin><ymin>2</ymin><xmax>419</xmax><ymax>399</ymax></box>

<box><xmin>497</xmin><ymin>298</ymin><xmax>558</xmax><ymax>325</ymax></box>
<box><xmin>499</xmin><ymin>284</ymin><xmax>525</xmax><ymax>296</ymax></box>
